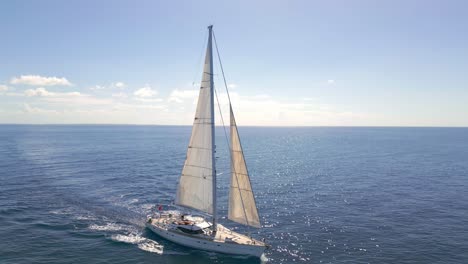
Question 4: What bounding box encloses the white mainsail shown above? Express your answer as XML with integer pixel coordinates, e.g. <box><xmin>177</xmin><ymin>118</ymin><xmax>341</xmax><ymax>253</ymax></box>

<box><xmin>175</xmin><ymin>29</ymin><xmax>215</xmax><ymax>215</ymax></box>
<box><xmin>228</xmin><ymin>106</ymin><xmax>261</xmax><ymax>228</ymax></box>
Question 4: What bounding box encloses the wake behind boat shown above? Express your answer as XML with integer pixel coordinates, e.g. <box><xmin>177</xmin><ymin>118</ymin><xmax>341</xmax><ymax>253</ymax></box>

<box><xmin>146</xmin><ymin>25</ymin><xmax>268</xmax><ymax>257</ymax></box>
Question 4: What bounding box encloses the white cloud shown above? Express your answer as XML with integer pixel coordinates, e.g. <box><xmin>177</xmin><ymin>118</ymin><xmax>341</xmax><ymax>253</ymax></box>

<box><xmin>112</xmin><ymin>92</ymin><xmax>127</xmax><ymax>98</ymax></box>
<box><xmin>168</xmin><ymin>89</ymin><xmax>199</xmax><ymax>103</ymax></box>
<box><xmin>25</xmin><ymin>87</ymin><xmax>55</xmax><ymax>97</ymax></box>
<box><xmin>207</xmin><ymin>91</ymin><xmax>365</xmax><ymax>126</ymax></box>
<box><xmin>327</xmin><ymin>79</ymin><xmax>335</xmax><ymax>84</ymax></box>
<box><xmin>22</xmin><ymin>87</ymin><xmax>112</xmax><ymax>106</ymax></box>
<box><xmin>24</xmin><ymin>87</ymin><xmax>82</xmax><ymax>97</ymax></box>
<box><xmin>4</xmin><ymin>92</ymin><xmax>24</xmax><ymax>96</ymax></box>
<box><xmin>114</xmin><ymin>102</ymin><xmax>167</xmax><ymax>111</ymax></box>
<box><xmin>0</xmin><ymin>84</ymin><xmax>9</xmax><ymax>92</ymax></box>
<box><xmin>11</xmin><ymin>75</ymin><xmax>72</xmax><ymax>86</ymax></box>
<box><xmin>90</xmin><ymin>82</ymin><xmax>126</xmax><ymax>90</ymax></box>
<box><xmin>113</xmin><ymin>82</ymin><xmax>125</xmax><ymax>89</ymax></box>
<box><xmin>23</xmin><ymin>103</ymin><xmax>59</xmax><ymax>114</ymax></box>
<box><xmin>134</xmin><ymin>86</ymin><xmax>158</xmax><ymax>98</ymax></box>
<box><xmin>134</xmin><ymin>97</ymin><xmax>163</xmax><ymax>103</ymax></box>
<box><xmin>3</xmin><ymin>81</ymin><xmax>366</xmax><ymax>126</ymax></box>
<box><xmin>168</xmin><ymin>97</ymin><xmax>182</xmax><ymax>103</ymax></box>
<box><xmin>90</xmin><ymin>85</ymin><xmax>105</xmax><ymax>90</ymax></box>
<box><xmin>44</xmin><ymin>96</ymin><xmax>112</xmax><ymax>106</ymax></box>
<box><xmin>228</xmin><ymin>83</ymin><xmax>238</xmax><ymax>89</ymax></box>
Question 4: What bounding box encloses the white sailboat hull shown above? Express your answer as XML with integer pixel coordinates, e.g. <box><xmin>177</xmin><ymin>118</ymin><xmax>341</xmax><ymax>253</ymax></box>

<box><xmin>146</xmin><ymin>221</ymin><xmax>265</xmax><ymax>257</ymax></box>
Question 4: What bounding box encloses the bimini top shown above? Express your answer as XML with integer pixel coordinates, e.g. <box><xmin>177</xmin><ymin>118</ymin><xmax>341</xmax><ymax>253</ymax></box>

<box><xmin>175</xmin><ymin>220</ymin><xmax>212</xmax><ymax>235</ymax></box>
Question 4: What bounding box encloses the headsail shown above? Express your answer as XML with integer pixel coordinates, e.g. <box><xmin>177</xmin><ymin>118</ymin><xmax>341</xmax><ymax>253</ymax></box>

<box><xmin>228</xmin><ymin>106</ymin><xmax>261</xmax><ymax>228</ymax></box>
<box><xmin>175</xmin><ymin>29</ymin><xmax>215</xmax><ymax>215</ymax></box>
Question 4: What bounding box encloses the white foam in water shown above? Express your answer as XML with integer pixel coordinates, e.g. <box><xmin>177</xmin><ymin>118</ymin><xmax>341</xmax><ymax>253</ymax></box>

<box><xmin>49</xmin><ymin>209</ymin><xmax>73</xmax><ymax>215</ymax></box>
<box><xmin>260</xmin><ymin>253</ymin><xmax>269</xmax><ymax>263</ymax></box>
<box><xmin>88</xmin><ymin>219</ymin><xmax>164</xmax><ymax>255</ymax></box>
<box><xmin>88</xmin><ymin>223</ymin><xmax>126</xmax><ymax>231</ymax></box>
<box><xmin>111</xmin><ymin>233</ymin><xmax>146</xmax><ymax>244</ymax></box>
<box><xmin>137</xmin><ymin>241</ymin><xmax>164</xmax><ymax>254</ymax></box>
<box><xmin>75</xmin><ymin>215</ymin><xmax>97</xmax><ymax>221</ymax></box>
<box><xmin>111</xmin><ymin>233</ymin><xmax>164</xmax><ymax>255</ymax></box>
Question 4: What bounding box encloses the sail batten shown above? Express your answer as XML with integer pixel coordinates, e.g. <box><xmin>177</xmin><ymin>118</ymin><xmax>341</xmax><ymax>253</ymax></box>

<box><xmin>175</xmin><ymin>29</ymin><xmax>214</xmax><ymax>215</ymax></box>
<box><xmin>228</xmin><ymin>106</ymin><xmax>261</xmax><ymax>228</ymax></box>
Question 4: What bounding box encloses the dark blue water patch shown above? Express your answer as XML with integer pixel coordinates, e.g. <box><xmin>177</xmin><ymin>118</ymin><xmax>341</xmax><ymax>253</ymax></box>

<box><xmin>1</xmin><ymin>125</ymin><xmax>468</xmax><ymax>263</ymax></box>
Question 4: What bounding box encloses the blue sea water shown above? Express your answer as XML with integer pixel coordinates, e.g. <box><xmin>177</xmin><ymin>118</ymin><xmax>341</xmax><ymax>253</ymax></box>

<box><xmin>1</xmin><ymin>125</ymin><xmax>467</xmax><ymax>263</ymax></box>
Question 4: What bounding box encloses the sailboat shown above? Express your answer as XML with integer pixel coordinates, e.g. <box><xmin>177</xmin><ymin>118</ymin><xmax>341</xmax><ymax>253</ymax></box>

<box><xmin>146</xmin><ymin>25</ymin><xmax>267</xmax><ymax>257</ymax></box>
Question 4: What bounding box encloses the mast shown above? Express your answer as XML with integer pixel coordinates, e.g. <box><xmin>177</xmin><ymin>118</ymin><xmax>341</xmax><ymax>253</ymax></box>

<box><xmin>208</xmin><ymin>25</ymin><xmax>217</xmax><ymax>234</ymax></box>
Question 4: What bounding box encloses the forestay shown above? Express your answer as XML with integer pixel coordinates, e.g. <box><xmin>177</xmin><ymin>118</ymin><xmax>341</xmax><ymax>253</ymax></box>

<box><xmin>175</xmin><ymin>34</ymin><xmax>214</xmax><ymax>215</ymax></box>
<box><xmin>228</xmin><ymin>106</ymin><xmax>261</xmax><ymax>228</ymax></box>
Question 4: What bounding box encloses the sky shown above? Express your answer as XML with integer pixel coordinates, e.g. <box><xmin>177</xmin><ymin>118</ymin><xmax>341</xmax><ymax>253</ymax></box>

<box><xmin>1</xmin><ymin>0</ymin><xmax>467</xmax><ymax>126</ymax></box>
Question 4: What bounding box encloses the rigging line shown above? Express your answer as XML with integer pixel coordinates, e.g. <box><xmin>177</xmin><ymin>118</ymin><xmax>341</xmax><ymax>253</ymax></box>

<box><xmin>212</xmin><ymin>31</ymin><xmax>233</xmax><ymax>103</ymax></box>
<box><xmin>213</xmin><ymin>31</ymin><xmax>251</xmax><ymax>229</ymax></box>
<box><xmin>213</xmin><ymin>87</ymin><xmax>230</xmax><ymax>158</ymax></box>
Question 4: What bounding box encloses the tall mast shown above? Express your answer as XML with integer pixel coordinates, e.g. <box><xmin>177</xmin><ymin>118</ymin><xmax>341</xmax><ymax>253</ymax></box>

<box><xmin>208</xmin><ymin>25</ymin><xmax>217</xmax><ymax>234</ymax></box>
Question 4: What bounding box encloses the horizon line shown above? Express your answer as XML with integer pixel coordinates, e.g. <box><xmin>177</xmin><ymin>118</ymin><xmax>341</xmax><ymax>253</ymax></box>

<box><xmin>1</xmin><ymin>123</ymin><xmax>467</xmax><ymax>128</ymax></box>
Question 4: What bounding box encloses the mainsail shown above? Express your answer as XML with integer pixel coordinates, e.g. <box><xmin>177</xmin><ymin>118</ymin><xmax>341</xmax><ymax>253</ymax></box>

<box><xmin>228</xmin><ymin>106</ymin><xmax>261</xmax><ymax>228</ymax></box>
<box><xmin>175</xmin><ymin>28</ymin><xmax>215</xmax><ymax>215</ymax></box>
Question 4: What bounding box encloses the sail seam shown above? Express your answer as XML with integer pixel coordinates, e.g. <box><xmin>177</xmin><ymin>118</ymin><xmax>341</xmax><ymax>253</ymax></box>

<box><xmin>184</xmin><ymin>164</ymin><xmax>213</xmax><ymax>170</ymax></box>
<box><xmin>181</xmin><ymin>174</ymin><xmax>212</xmax><ymax>179</ymax></box>
<box><xmin>230</xmin><ymin>187</ymin><xmax>255</xmax><ymax>192</ymax></box>
<box><xmin>187</xmin><ymin>146</ymin><xmax>212</xmax><ymax>151</ymax></box>
<box><xmin>232</xmin><ymin>172</ymin><xmax>249</xmax><ymax>176</ymax></box>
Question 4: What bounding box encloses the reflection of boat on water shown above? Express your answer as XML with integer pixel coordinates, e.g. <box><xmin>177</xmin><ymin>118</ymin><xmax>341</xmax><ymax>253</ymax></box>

<box><xmin>146</xmin><ymin>25</ymin><xmax>267</xmax><ymax>257</ymax></box>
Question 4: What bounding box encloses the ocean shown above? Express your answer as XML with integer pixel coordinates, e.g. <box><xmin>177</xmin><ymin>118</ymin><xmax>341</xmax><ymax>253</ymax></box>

<box><xmin>1</xmin><ymin>125</ymin><xmax>467</xmax><ymax>263</ymax></box>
